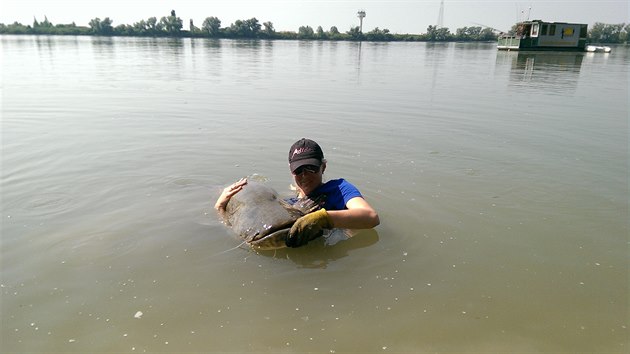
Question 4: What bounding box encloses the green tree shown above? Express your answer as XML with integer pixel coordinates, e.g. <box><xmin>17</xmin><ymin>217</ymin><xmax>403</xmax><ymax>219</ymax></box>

<box><xmin>88</xmin><ymin>18</ymin><xmax>100</xmax><ymax>33</ymax></box>
<box><xmin>298</xmin><ymin>25</ymin><xmax>314</xmax><ymax>39</ymax></box>
<box><xmin>467</xmin><ymin>26</ymin><xmax>482</xmax><ymax>39</ymax></box>
<box><xmin>89</xmin><ymin>17</ymin><xmax>113</xmax><ymax>35</ymax></box>
<box><xmin>160</xmin><ymin>10</ymin><xmax>183</xmax><ymax>35</ymax></box>
<box><xmin>245</xmin><ymin>18</ymin><xmax>261</xmax><ymax>36</ymax></box>
<box><xmin>226</xmin><ymin>17</ymin><xmax>260</xmax><ymax>38</ymax></box>
<box><xmin>227</xmin><ymin>19</ymin><xmax>245</xmax><ymax>37</ymax></box>
<box><xmin>132</xmin><ymin>19</ymin><xmax>147</xmax><ymax>35</ymax></box>
<box><xmin>202</xmin><ymin>16</ymin><xmax>221</xmax><ymax>37</ymax></box>
<box><xmin>328</xmin><ymin>26</ymin><xmax>341</xmax><ymax>39</ymax></box>
<box><xmin>455</xmin><ymin>27</ymin><xmax>466</xmax><ymax>40</ymax></box>
<box><xmin>101</xmin><ymin>17</ymin><xmax>114</xmax><ymax>35</ymax></box>
<box><xmin>365</xmin><ymin>27</ymin><xmax>392</xmax><ymax>41</ymax></box>
<box><xmin>189</xmin><ymin>19</ymin><xmax>200</xmax><ymax>34</ymax></box>
<box><xmin>115</xmin><ymin>24</ymin><xmax>135</xmax><ymax>36</ymax></box>
<box><xmin>146</xmin><ymin>17</ymin><xmax>158</xmax><ymax>35</ymax></box>
<box><xmin>263</xmin><ymin>21</ymin><xmax>275</xmax><ymax>37</ymax></box>
<box><xmin>588</xmin><ymin>22</ymin><xmax>605</xmax><ymax>42</ymax></box>
<box><xmin>347</xmin><ymin>26</ymin><xmax>363</xmax><ymax>40</ymax></box>
<box><xmin>479</xmin><ymin>27</ymin><xmax>497</xmax><ymax>41</ymax></box>
<box><xmin>54</xmin><ymin>22</ymin><xmax>86</xmax><ymax>35</ymax></box>
<box><xmin>316</xmin><ymin>26</ymin><xmax>326</xmax><ymax>39</ymax></box>
<box><xmin>621</xmin><ymin>23</ymin><xmax>630</xmax><ymax>43</ymax></box>
<box><xmin>426</xmin><ymin>25</ymin><xmax>451</xmax><ymax>41</ymax></box>
<box><xmin>589</xmin><ymin>22</ymin><xmax>626</xmax><ymax>43</ymax></box>
<box><xmin>40</xmin><ymin>16</ymin><xmax>53</xmax><ymax>28</ymax></box>
<box><xmin>2</xmin><ymin>21</ymin><xmax>30</xmax><ymax>34</ymax></box>
<box><xmin>455</xmin><ymin>26</ymin><xmax>482</xmax><ymax>40</ymax></box>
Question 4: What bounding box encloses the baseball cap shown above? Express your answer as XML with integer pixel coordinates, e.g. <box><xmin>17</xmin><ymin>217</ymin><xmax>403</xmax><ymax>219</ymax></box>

<box><xmin>288</xmin><ymin>138</ymin><xmax>324</xmax><ymax>173</ymax></box>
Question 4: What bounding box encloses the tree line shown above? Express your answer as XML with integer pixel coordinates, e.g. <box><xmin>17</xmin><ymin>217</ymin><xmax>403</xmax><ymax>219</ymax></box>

<box><xmin>1</xmin><ymin>10</ymin><xmax>628</xmax><ymax>43</ymax></box>
<box><xmin>587</xmin><ymin>22</ymin><xmax>630</xmax><ymax>43</ymax></box>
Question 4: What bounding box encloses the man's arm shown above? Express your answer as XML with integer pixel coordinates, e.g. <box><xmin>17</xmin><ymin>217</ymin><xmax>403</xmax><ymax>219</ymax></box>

<box><xmin>215</xmin><ymin>178</ymin><xmax>247</xmax><ymax>213</ymax></box>
<box><xmin>326</xmin><ymin>196</ymin><xmax>380</xmax><ymax>229</ymax></box>
<box><xmin>286</xmin><ymin>196</ymin><xmax>379</xmax><ymax>247</ymax></box>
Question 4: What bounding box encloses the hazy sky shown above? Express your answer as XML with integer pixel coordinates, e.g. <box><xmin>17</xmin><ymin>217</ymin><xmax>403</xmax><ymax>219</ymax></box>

<box><xmin>1</xmin><ymin>0</ymin><xmax>628</xmax><ymax>34</ymax></box>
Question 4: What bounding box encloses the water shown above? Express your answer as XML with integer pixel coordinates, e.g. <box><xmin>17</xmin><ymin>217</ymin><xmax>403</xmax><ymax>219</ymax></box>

<box><xmin>1</xmin><ymin>35</ymin><xmax>628</xmax><ymax>352</ymax></box>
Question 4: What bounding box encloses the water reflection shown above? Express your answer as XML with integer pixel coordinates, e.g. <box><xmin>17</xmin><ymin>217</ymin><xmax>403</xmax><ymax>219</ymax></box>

<box><xmin>29</xmin><ymin>36</ymin><xmax>82</xmax><ymax>62</ymax></box>
<box><xmin>34</xmin><ymin>35</ymin><xmax>55</xmax><ymax>50</ymax></box>
<box><xmin>230</xmin><ymin>38</ymin><xmax>262</xmax><ymax>50</ymax></box>
<box><xmin>499</xmin><ymin>51</ymin><xmax>584</xmax><ymax>93</ymax></box>
<box><xmin>203</xmin><ymin>38</ymin><xmax>222</xmax><ymax>50</ymax></box>
<box><xmin>91</xmin><ymin>36</ymin><xmax>187</xmax><ymax>55</ymax></box>
<box><xmin>348</xmin><ymin>41</ymin><xmax>363</xmax><ymax>81</ymax></box>
<box><xmin>90</xmin><ymin>35</ymin><xmax>115</xmax><ymax>45</ymax></box>
<box><xmin>515</xmin><ymin>52</ymin><xmax>583</xmax><ymax>72</ymax></box>
<box><xmin>90</xmin><ymin>35</ymin><xmax>115</xmax><ymax>52</ymax></box>
<box><xmin>424</xmin><ymin>42</ymin><xmax>450</xmax><ymax>99</ymax></box>
<box><xmin>255</xmin><ymin>229</ymin><xmax>379</xmax><ymax>268</ymax></box>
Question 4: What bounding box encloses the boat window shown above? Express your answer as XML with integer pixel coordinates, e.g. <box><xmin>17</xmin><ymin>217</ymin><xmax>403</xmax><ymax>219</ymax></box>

<box><xmin>580</xmin><ymin>25</ymin><xmax>587</xmax><ymax>38</ymax></box>
<box><xmin>531</xmin><ymin>23</ymin><xmax>539</xmax><ymax>37</ymax></box>
<box><xmin>549</xmin><ymin>25</ymin><xmax>556</xmax><ymax>36</ymax></box>
<box><xmin>541</xmin><ymin>24</ymin><xmax>548</xmax><ymax>35</ymax></box>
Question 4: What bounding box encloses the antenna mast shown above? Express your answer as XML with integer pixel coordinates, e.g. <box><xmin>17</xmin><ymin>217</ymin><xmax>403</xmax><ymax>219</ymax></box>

<box><xmin>437</xmin><ymin>0</ymin><xmax>444</xmax><ymax>28</ymax></box>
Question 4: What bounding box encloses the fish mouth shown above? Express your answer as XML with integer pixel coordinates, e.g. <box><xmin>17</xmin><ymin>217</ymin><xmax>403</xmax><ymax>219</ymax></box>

<box><xmin>248</xmin><ymin>228</ymin><xmax>291</xmax><ymax>250</ymax></box>
<box><xmin>249</xmin><ymin>220</ymin><xmax>294</xmax><ymax>242</ymax></box>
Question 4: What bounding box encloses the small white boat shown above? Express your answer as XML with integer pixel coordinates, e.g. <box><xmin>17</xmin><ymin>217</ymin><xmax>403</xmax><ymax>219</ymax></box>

<box><xmin>586</xmin><ymin>45</ymin><xmax>612</xmax><ymax>53</ymax></box>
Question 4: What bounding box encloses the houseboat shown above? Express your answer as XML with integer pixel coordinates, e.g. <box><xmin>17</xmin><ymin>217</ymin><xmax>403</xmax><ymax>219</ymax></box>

<box><xmin>498</xmin><ymin>20</ymin><xmax>588</xmax><ymax>51</ymax></box>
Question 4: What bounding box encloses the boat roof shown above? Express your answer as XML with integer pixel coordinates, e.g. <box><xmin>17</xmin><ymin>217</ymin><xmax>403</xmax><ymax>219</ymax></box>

<box><xmin>517</xmin><ymin>20</ymin><xmax>587</xmax><ymax>26</ymax></box>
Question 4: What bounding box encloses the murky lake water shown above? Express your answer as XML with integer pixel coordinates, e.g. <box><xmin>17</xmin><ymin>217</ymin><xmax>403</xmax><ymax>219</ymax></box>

<box><xmin>1</xmin><ymin>35</ymin><xmax>628</xmax><ymax>352</ymax></box>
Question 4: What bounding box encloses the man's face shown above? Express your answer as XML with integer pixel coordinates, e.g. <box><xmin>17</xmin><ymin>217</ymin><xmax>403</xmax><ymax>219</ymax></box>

<box><xmin>292</xmin><ymin>164</ymin><xmax>323</xmax><ymax>196</ymax></box>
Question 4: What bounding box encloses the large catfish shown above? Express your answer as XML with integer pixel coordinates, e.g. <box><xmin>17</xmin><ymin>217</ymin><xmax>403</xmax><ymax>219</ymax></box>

<box><xmin>223</xmin><ymin>181</ymin><xmax>323</xmax><ymax>250</ymax></box>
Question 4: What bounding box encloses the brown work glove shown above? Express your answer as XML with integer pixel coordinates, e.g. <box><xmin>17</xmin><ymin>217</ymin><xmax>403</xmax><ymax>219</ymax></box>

<box><xmin>286</xmin><ymin>209</ymin><xmax>333</xmax><ymax>248</ymax></box>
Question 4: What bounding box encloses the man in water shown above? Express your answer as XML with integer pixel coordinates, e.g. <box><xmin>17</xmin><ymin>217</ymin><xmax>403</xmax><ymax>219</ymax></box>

<box><xmin>215</xmin><ymin>138</ymin><xmax>379</xmax><ymax>247</ymax></box>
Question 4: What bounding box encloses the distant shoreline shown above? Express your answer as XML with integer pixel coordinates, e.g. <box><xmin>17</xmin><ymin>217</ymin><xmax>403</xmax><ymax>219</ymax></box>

<box><xmin>0</xmin><ymin>32</ymin><xmax>500</xmax><ymax>43</ymax></box>
<box><xmin>0</xmin><ymin>25</ymin><xmax>495</xmax><ymax>43</ymax></box>
<box><xmin>1</xmin><ymin>12</ymin><xmax>627</xmax><ymax>44</ymax></box>
<box><xmin>0</xmin><ymin>10</ymin><xmax>496</xmax><ymax>43</ymax></box>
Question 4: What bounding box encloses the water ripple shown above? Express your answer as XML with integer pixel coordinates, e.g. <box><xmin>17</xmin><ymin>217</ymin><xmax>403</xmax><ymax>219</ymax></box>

<box><xmin>4</xmin><ymin>192</ymin><xmax>74</xmax><ymax>218</ymax></box>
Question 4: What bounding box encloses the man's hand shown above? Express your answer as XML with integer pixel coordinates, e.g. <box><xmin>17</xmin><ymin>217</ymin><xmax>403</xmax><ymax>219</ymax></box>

<box><xmin>286</xmin><ymin>209</ymin><xmax>333</xmax><ymax>248</ymax></box>
<box><xmin>215</xmin><ymin>178</ymin><xmax>247</xmax><ymax>212</ymax></box>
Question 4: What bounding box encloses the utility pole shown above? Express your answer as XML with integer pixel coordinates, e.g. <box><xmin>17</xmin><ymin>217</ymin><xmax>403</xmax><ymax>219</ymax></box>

<box><xmin>437</xmin><ymin>0</ymin><xmax>444</xmax><ymax>28</ymax></box>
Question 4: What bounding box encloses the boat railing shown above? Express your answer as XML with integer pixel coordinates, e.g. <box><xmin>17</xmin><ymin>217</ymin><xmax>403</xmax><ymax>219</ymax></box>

<box><xmin>498</xmin><ymin>35</ymin><xmax>522</xmax><ymax>49</ymax></box>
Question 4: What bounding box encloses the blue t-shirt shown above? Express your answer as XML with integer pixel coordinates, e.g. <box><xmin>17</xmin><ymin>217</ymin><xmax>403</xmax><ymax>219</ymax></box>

<box><xmin>309</xmin><ymin>178</ymin><xmax>363</xmax><ymax>210</ymax></box>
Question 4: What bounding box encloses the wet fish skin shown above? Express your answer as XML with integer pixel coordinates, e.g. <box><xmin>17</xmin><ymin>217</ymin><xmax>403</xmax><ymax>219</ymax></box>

<box><xmin>224</xmin><ymin>181</ymin><xmax>322</xmax><ymax>250</ymax></box>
